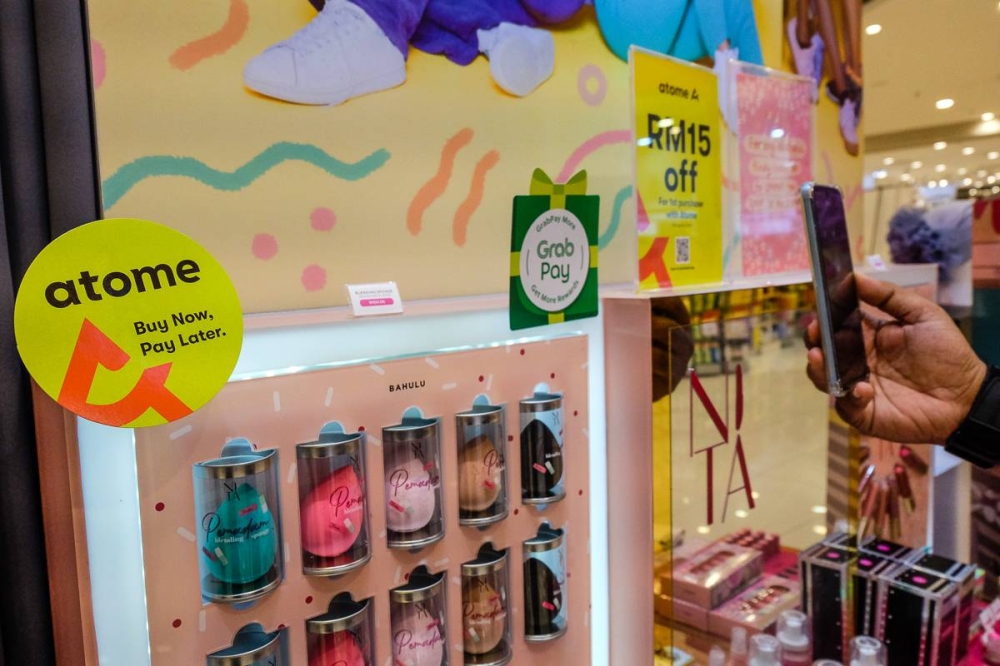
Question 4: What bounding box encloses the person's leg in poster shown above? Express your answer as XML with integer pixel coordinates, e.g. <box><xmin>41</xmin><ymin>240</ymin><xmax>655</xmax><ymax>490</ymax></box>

<box><xmin>411</xmin><ymin>0</ymin><xmax>584</xmax><ymax>97</ymax></box>
<box><xmin>813</xmin><ymin>0</ymin><xmax>862</xmax><ymax>155</ymax></box>
<box><xmin>787</xmin><ymin>0</ymin><xmax>825</xmax><ymax>102</ymax></box>
<box><xmin>243</xmin><ymin>0</ymin><xmax>427</xmax><ymax>106</ymax></box>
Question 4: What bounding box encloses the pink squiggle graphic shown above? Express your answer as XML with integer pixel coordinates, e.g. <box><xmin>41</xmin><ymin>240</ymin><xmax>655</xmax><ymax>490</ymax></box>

<box><xmin>91</xmin><ymin>39</ymin><xmax>106</xmax><ymax>89</ymax></box>
<box><xmin>557</xmin><ymin>130</ymin><xmax>631</xmax><ymax>182</ymax></box>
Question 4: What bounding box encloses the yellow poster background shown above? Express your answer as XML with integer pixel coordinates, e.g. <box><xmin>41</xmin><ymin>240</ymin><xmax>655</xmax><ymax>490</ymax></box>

<box><xmin>87</xmin><ymin>1</ymin><xmax>808</xmax><ymax>313</ymax></box>
<box><xmin>633</xmin><ymin>50</ymin><xmax>723</xmax><ymax>288</ymax></box>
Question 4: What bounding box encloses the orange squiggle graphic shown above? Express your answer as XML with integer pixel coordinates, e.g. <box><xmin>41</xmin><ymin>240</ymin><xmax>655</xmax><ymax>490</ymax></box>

<box><xmin>169</xmin><ymin>0</ymin><xmax>249</xmax><ymax>71</ymax></box>
<box><xmin>407</xmin><ymin>128</ymin><xmax>474</xmax><ymax>236</ymax></box>
<box><xmin>59</xmin><ymin>319</ymin><xmax>192</xmax><ymax>425</ymax></box>
<box><xmin>453</xmin><ymin>150</ymin><xmax>500</xmax><ymax>247</ymax></box>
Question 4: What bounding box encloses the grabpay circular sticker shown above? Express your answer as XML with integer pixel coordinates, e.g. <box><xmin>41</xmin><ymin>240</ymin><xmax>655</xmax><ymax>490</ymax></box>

<box><xmin>14</xmin><ymin>218</ymin><xmax>243</xmax><ymax>428</ymax></box>
<box><xmin>518</xmin><ymin>209</ymin><xmax>590</xmax><ymax>313</ymax></box>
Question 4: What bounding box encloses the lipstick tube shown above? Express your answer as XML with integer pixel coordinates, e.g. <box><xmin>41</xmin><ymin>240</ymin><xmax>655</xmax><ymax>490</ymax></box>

<box><xmin>899</xmin><ymin>445</ymin><xmax>929</xmax><ymax>475</ymax></box>
<box><xmin>887</xmin><ymin>478</ymin><xmax>902</xmax><ymax>540</ymax></box>
<box><xmin>894</xmin><ymin>464</ymin><xmax>916</xmax><ymax>513</ymax></box>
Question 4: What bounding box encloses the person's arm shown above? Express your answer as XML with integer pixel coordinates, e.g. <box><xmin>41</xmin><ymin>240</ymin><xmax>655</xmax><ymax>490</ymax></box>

<box><xmin>805</xmin><ymin>272</ymin><xmax>988</xmax><ymax>443</ymax></box>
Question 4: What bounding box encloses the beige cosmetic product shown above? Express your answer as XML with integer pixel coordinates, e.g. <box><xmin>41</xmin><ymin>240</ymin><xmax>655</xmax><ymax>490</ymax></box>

<box><xmin>456</xmin><ymin>401</ymin><xmax>509</xmax><ymax>527</ymax></box>
<box><xmin>462</xmin><ymin>545</ymin><xmax>512</xmax><ymax>665</ymax></box>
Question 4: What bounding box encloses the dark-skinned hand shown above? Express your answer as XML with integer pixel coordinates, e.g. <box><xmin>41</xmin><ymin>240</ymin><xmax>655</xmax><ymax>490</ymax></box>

<box><xmin>805</xmin><ymin>272</ymin><xmax>987</xmax><ymax>443</ymax></box>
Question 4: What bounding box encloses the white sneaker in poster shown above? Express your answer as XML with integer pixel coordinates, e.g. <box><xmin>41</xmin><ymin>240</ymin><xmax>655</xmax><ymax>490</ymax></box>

<box><xmin>243</xmin><ymin>0</ymin><xmax>406</xmax><ymax>106</ymax></box>
<box><xmin>478</xmin><ymin>23</ymin><xmax>555</xmax><ymax>97</ymax></box>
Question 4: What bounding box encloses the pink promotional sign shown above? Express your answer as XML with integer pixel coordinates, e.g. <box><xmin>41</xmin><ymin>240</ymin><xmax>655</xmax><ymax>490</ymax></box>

<box><xmin>736</xmin><ymin>68</ymin><xmax>814</xmax><ymax>276</ymax></box>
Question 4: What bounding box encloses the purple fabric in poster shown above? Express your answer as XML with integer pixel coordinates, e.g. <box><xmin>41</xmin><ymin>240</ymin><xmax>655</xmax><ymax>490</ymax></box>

<box><xmin>309</xmin><ymin>0</ymin><xmax>573</xmax><ymax>64</ymax></box>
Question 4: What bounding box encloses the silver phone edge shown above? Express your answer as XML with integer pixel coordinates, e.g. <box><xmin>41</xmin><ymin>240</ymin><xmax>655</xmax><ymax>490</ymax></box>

<box><xmin>800</xmin><ymin>182</ymin><xmax>849</xmax><ymax>398</ymax></box>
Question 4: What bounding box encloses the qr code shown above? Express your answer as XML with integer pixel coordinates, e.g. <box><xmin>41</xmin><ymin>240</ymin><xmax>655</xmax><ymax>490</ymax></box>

<box><xmin>675</xmin><ymin>236</ymin><xmax>691</xmax><ymax>264</ymax></box>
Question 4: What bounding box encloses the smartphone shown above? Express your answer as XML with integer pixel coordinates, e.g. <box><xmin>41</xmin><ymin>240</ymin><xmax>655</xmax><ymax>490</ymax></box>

<box><xmin>800</xmin><ymin>183</ymin><xmax>870</xmax><ymax>396</ymax></box>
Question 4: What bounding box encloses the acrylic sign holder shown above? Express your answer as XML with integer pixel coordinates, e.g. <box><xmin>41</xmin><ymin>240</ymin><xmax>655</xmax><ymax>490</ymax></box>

<box><xmin>133</xmin><ymin>335</ymin><xmax>591</xmax><ymax>664</ymax></box>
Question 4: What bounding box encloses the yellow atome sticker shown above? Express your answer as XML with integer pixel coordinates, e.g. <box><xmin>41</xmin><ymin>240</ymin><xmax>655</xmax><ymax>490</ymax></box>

<box><xmin>14</xmin><ymin>218</ymin><xmax>243</xmax><ymax>428</ymax></box>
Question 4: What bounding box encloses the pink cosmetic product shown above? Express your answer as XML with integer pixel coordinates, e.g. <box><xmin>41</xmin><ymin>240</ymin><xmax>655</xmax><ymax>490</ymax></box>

<box><xmin>297</xmin><ymin>428</ymin><xmax>371</xmax><ymax>577</ymax></box>
<box><xmin>456</xmin><ymin>402</ymin><xmax>509</xmax><ymax>527</ymax></box>
<box><xmin>391</xmin><ymin>569</ymin><xmax>449</xmax><ymax>666</ymax></box>
<box><xmin>670</xmin><ymin>542</ymin><xmax>764</xmax><ymax>608</ymax></box>
<box><xmin>708</xmin><ymin>577</ymin><xmax>801</xmax><ymax>639</ymax></box>
<box><xmin>383</xmin><ymin>415</ymin><xmax>445</xmax><ymax>550</ymax></box>
<box><xmin>777</xmin><ymin>610</ymin><xmax>812</xmax><ymax>665</ymax></box>
<box><xmin>306</xmin><ymin>595</ymin><xmax>375</xmax><ymax>666</ymax></box>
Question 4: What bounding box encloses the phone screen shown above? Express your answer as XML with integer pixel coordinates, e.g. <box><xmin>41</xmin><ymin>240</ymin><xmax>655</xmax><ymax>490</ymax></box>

<box><xmin>811</xmin><ymin>185</ymin><xmax>868</xmax><ymax>389</ymax></box>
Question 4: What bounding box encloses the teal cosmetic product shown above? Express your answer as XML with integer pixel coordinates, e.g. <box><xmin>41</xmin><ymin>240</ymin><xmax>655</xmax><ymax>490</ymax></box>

<box><xmin>193</xmin><ymin>441</ymin><xmax>283</xmax><ymax>603</ymax></box>
<box><xmin>207</xmin><ymin>623</ymin><xmax>289</xmax><ymax>666</ymax></box>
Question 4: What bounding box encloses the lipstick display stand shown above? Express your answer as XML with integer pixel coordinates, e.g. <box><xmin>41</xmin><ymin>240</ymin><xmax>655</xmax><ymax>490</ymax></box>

<box><xmin>122</xmin><ymin>335</ymin><xmax>591</xmax><ymax>664</ymax></box>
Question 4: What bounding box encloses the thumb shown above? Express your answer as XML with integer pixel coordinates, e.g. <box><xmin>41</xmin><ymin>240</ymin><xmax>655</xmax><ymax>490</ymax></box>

<box><xmin>855</xmin><ymin>272</ymin><xmax>935</xmax><ymax>323</ymax></box>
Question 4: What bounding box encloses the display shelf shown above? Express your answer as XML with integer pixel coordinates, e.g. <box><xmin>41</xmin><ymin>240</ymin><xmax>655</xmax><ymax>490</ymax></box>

<box><xmin>76</xmin><ymin>305</ymin><xmax>611</xmax><ymax>665</ymax></box>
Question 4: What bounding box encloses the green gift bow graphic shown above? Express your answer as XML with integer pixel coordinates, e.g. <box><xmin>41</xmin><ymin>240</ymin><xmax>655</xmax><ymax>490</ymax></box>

<box><xmin>510</xmin><ymin>168</ymin><xmax>599</xmax><ymax>330</ymax></box>
<box><xmin>529</xmin><ymin>168</ymin><xmax>588</xmax><ymax>209</ymax></box>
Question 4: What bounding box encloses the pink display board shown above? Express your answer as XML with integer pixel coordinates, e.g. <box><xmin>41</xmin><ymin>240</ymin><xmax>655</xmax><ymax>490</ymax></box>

<box><xmin>736</xmin><ymin>67</ymin><xmax>813</xmax><ymax>277</ymax></box>
<box><xmin>134</xmin><ymin>335</ymin><xmax>591</xmax><ymax>664</ymax></box>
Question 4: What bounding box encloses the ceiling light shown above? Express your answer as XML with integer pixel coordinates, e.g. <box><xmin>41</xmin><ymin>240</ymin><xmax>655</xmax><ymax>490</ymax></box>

<box><xmin>928</xmin><ymin>181</ymin><xmax>938</xmax><ymax>188</ymax></box>
<box><xmin>963</xmin><ymin>178</ymin><xmax>973</xmax><ymax>186</ymax></box>
<box><xmin>962</xmin><ymin>147</ymin><xmax>975</xmax><ymax>156</ymax></box>
<box><xmin>865</xmin><ymin>24</ymin><xmax>882</xmax><ymax>35</ymax></box>
<box><xmin>911</xmin><ymin>161</ymin><xmax>923</xmax><ymax>169</ymax></box>
<box><xmin>935</xmin><ymin>164</ymin><xmax>947</xmax><ymax>172</ymax></box>
<box><xmin>979</xmin><ymin>170</ymin><xmax>988</xmax><ymax>177</ymax></box>
<box><xmin>936</xmin><ymin>99</ymin><xmax>955</xmax><ymax>110</ymax></box>
<box><xmin>883</xmin><ymin>157</ymin><xmax>895</xmax><ymax>166</ymax></box>
<box><xmin>994</xmin><ymin>186</ymin><xmax>1000</xmax><ymax>194</ymax></box>
<box><xmin>989</xmin><ymin>151</ymin><xmax>1000</xmax><ymax>160</ymax></box>
<box><xmin>939</xmin><ymin>179</ymin><xmax>948</xmax><ymax>187</ymax></box>
<box><xmin>989</xmin><ymin>176</ymin><xmax>997</xmax><ymax>184</ymax></box>
<box><xmin>984</xmin><ymin>112</ymin><xmax>997</xmax><ymax>122</ymax></box>
<box><xmin>970</xmin><ymin>189</ymin><xmax>978</xmax><ymax>196</ymax></box>
<box><xmin>874</xmin><ymin>170</ymin><xmax>888</xmax><ymax>179</ymax></box>
<box><xmin>934</xmin><ymin>142</ymin><xmax>947</xmax><ymax>150</ymax></box>
<box><xmin>976</xmin><ymin>180</ymin><xmax>985</xmax><ymax>187</ymax></box>
<box><xmin>901</xmin><ymin>173</ymin><xmax>914</xmax><ymax>182</ymax></box>
<box><xmin>958</xmin><ymin>167</ymin><xmax>968</xmax><ymax>175</ymax></box>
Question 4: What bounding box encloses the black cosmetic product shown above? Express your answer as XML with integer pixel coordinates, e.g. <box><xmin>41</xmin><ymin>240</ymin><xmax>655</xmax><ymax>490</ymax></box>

<box><xmin>878</xmin><ymin>567</ymin><xmax>959</xmax><ymax>666</ymax></box>
<box><xmin>911</xmin><ymin>553</ymin><xmax>978</xmax><ymax>664</ymax></box>
<box><xmin>853</xmin><ymin>552</ymin><xmax>898</xmax><ymax>638</ymax></box>
<box><xmin>800</xmin><ymin>542</ymin><xmax>853</xmax><ymax>661</ymax></box>
<box><xmin>523</xmin><ymin>524</ymin><xmax>567</xmax><ymax>641</ymax></box>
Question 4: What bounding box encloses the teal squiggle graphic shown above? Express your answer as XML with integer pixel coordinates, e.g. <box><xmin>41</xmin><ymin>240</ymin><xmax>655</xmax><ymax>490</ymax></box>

<box><xmin>599</xmin><ymin>185</ymin><xmax>632</xmax><ymax>250</ymax></box>
<box><xmin>102</xmin><ymin>142</ymin><xmax>391</xmax><ymax>209</ymax></box>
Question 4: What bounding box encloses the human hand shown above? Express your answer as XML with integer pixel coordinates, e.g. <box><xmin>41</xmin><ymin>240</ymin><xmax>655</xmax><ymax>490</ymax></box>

<box><xmin>805</xmin><ymin>272</ymin><xmax>987</xmax><ymax>443</ymax></box>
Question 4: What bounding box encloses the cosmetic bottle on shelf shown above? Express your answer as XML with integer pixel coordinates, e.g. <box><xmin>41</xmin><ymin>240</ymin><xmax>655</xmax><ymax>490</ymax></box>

<box><xmin>777</xmin><ymin>610</ymin><xmax>812</xmax><ymax>665</ymax></box>
<box><xmin>729</xmin><ymin>626</ymin><xmax>749</xmax><ymax>666</ymax></box>
<box><xmin>710</xmin><ymin>646</ymin><xmax>727</xmax><ymax>666</ymax></box>
<box><xmin>749</xmin><ymin>634</ymin><xmax>782</xmax><ymax>666</ymax></box>
<box><xmin>848</xmin><ymin>637</ymin><xmax>885</xmax><ymax>666</ymax></box>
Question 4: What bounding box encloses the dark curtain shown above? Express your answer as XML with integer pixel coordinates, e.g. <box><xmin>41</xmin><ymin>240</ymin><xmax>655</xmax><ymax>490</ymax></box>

<box><xmin>0</xmin><ymin>0</ymin><xmax>102</xmax><ymax>662</ymax></box>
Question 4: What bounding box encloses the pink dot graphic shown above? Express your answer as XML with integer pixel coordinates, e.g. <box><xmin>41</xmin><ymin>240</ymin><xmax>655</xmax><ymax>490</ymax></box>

<box><xmin>310</xmin><ymin>207</ymin><xmax>336</xmax><ymax>231</ymax></box>
<box><xmin>91</xmin><ymin>39</ymin><xmax>106</xmax><ymax>89</ymax></box>
<box><xmin>301</xmin><ymin>264</ymin><xmax>326</xmax><ymax>291</ymax></box>
<box><xmin>252</xmin><ymin>233</ymin><xmax>278</xmax><ymax>260</ymax></box>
